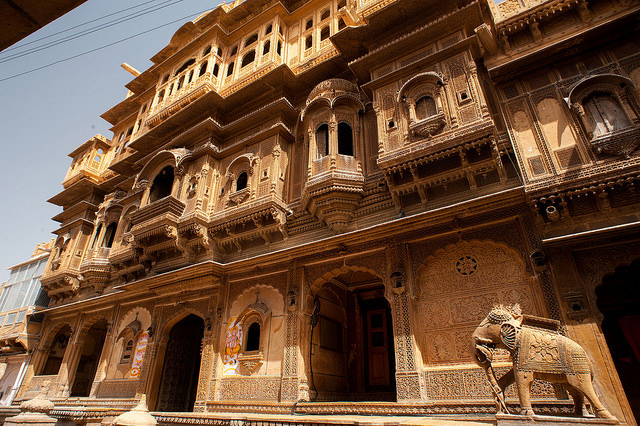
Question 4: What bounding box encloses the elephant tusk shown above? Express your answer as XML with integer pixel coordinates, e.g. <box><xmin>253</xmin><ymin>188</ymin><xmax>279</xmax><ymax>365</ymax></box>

<box><xmin>476</xmin><ymin>344</ymin><xmax>494</xmax><ymax>364</ymax></box>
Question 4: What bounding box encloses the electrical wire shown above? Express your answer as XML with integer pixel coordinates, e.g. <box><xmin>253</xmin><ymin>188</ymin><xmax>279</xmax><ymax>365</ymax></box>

<box><xmin>0</xmin><ymin>9</ymin><xmax>212</xmax><ymax>83</ymax></box>
<box><xmin>0</xmin><ymin>0</ymin><xmax>183</xmax><ymax>64</ymax></box>
<box><xmin>3</xmin><ymin>0</ymin><xmax>161</xmax><ymax>54</ymax></box>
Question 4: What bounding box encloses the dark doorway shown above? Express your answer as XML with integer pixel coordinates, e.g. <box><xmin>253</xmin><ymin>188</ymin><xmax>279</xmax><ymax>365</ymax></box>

<box><xmin>156</xmin><ymin>314</ymin><xmax>204</xmax><ymax>412</ymax></box>
<box><xmin>596</xmin><ymin>258</ymin><xmax>640</xmax><ymax>422</ymax></box>
<box><xmin>312</xmin><ymin>273</ymin><xmax>396</xmax><ymax>402</ymax></box>
<box><xmin>70</xmin><ymin>319</ymin><xmax>108</xmax><ymax>396</ymax></box>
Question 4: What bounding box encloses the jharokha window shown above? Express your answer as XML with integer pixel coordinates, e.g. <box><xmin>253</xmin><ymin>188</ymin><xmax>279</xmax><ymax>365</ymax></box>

<box><xmin>337</xmin><ymin>121</ymin><xmax>354</xmax><ymax>156</ymax></box>
<box><xmin>415</xmin><ymin>96</ymin><xmax>437</xmax><ymax>120</ymax></box>
<box><xmin>245</xmin><ymin>322</ymin><xmax>261</xmax><ymax>352</ymax></box>
<box><xmin>236</xmin><ymin>171</ymin><xmax>248</xmax><ymax>191</ymax></box>
<box><xmin>149</xmin><ymin>166</ymin><xmax>174</xmax><ymax>203</ymax></box>
<box><xmin>316</xmin><ymin>123</ymin><xmax>329</xmax><ymax>157</ymax></box>
<box><xmin>102</xmin><ymin>222</ymin><xmax>118</xmax><ymax>248</ymax></box>
<box><xmin>583</xmin><ymin>92</ymin><xmax>632</xmax><ymax>137</ymax></box>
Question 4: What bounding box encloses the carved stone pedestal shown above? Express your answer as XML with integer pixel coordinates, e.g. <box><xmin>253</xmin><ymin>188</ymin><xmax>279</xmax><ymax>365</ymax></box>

<box><xmin>496</xmin><ymin>414</ymin><xmax>620</xmax><ymax>426</ymax></box>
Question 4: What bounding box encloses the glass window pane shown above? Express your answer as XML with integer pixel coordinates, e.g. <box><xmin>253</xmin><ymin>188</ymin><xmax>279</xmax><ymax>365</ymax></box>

<box><xmin>6</xmin><ymin>312</ymin><xmax>17</xmax><ymax>325</ymax></box>
<box><xmin>0</xmin><ymin>314</ymin><xmax>6</xmax><ymax>326</ymax></box>
<box><xmin>6</xmin><ymin>270</ymin><xmax>18</xmax><ymax>285</ymax></box>
<box><xmin>34</xmin><ymin>259</ymin><xmax>47</xmax><ymax>277</ymax></box>
<box><xmin>3</xmin><ymin>286</ymin><xmax>18</xmax><ymax>311</ymax></box>
<box><xmin>16</xmin><ymin>266</ymin><xmax>28</xmax><ymax>282</ymax></box>
<box><xmin>17</xmin><ymin>310</ymin><xmax>26</xmax><ymax>323</ymax></box>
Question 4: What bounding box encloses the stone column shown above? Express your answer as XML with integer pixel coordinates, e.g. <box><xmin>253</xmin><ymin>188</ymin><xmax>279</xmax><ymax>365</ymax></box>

<box><xmin>387</xmin><ymin>244</ymin><xmax>426</xmax><ymax>402</ymax></box>
<box><xmin>193</xmin><ymin>294</ymin><xmax>219</xmax><ymax>412</ymax></box>
<box><xmin>281</xmin><ymin>263</ymin><xmax>302</xmax><ymax>401</ymax></box>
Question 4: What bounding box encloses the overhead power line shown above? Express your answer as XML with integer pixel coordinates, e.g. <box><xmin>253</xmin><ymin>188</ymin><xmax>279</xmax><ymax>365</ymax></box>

<box><xmin>0</xmin><ymin>9</ymin><xmax>213</xmax><ymax>83</ymax></box>
<box><xmin>0</xmin><ymin>0</ymin><xmax>184</xmax><ymax>64</ymax></box>
<box><xmin>3</xmin><ymin>0</ymin><xmax>161</xmax><ymax>54</ymax></box>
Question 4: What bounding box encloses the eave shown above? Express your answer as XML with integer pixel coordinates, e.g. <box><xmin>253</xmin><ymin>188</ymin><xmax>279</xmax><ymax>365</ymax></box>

<box><xmin>51</xmin><ymin>200</ymin><xmax>98</xmax><ymax>224</ymax></box>
<box><xmin>48</xmin><ymin>177</ymin><xmax>103</xmax><ymax>207</ymax></box>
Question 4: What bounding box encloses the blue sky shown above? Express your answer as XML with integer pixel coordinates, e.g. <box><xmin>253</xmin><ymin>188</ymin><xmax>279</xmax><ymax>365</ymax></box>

<box><xmin>0</xmin><ymin>0</ymin><xmax>506</xmax><ymax>275</ymax></box>
<box><xmin>0</xmin><ymin>0</ymin><xmax>224</xmax><ymax>274</ymax></box>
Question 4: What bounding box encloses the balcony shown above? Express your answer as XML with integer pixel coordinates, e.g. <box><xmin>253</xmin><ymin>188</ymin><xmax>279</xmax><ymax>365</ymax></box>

<box><xmin>79</xmin><ymin>247</ymin><xmax>111</xmax><ymax>294</ymax></box>
<box><xmin>129</xmin><ymin>196</ymin><xmax>186</xmax><ymax>269</ymax></box>
<box><xmin>208</xmin><ymin>194</ymin><xmax>290</xmax><ymax>254</ymax></box>
<box><xmin>590</xmin><ymin>126</ymin><xmax>640</xmax><ymax>158</ymax></box>
<box><xmin>146</xmin><ymin>59</ymin><xmax>217</xmax><ymax>128</ymax></box>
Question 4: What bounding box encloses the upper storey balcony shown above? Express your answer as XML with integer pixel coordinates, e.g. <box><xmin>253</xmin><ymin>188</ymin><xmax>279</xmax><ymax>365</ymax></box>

<box><xmin>146</xmin><ymin>54</ymin><xmax>218</xmax><ymax>129</ymax></box>
<box><xmin>61</xmin><ymin>135</ymin><xmax>112</xmax><ymax>189</ymax></box>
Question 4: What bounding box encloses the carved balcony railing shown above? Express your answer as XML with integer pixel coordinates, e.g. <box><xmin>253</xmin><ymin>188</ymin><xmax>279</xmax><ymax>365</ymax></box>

<box><xmin>590</xmin><ymin>125</ymin><xmax>640</xmax><ymax>158</ymax></box>
<box><xmin>129</xmin><ymin>196</ymin><xmax>186</xmax><ymax>269</ymax></box>
<box><xmin>208</xmin><ymin>195</ymin><xmax>290</xmax><ymax>254</ymax></box>
<box><xmin>79</xmin><ymin>247</ymin><xmax>112</xmax><ymax>294</ymax></box>
<box><xmin>146</xmin><ymin>70</ymin><xmax>217</xmax><ymax>128</ymax></box>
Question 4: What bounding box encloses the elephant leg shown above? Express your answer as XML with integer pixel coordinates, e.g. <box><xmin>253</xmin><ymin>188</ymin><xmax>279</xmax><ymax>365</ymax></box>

<box><xmin>566</xmin><ymin>374</ymin><xmax>614</xmax><ymax>419</ymax></box>
<box><xmin>565</xmin><ymin>384</ymin><xmax>585</xmax><ymax>417</ymax></box>
<box><xmin>515</xmin><ymin>370</ymin><xmax>535</xmax><ymax>416</ymax></box>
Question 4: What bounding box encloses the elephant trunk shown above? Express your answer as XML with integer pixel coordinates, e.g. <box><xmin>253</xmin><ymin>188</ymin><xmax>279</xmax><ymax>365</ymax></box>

<box><xmin>472</xmin><ymin>334</ymin><xmax>495</xmax><ymax>368</ymax></box>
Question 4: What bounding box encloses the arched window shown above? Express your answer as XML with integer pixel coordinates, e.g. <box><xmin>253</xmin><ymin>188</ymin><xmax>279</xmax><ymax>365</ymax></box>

<box><xmin>338</xmin><ymin>18</ymin><xmax>346</xmax><ymax>31</ymax></box>
<box><xmin>157</xmin><ymin>90</ymin><xmax>165</xmax><ymax>103</ymax></box>
<box><xmin>227</xmin><ymin>62</ymin><xmax>235</xmax><ymax>77</ymax></box>
<box><xmin>121</xmin><ymin>339</ymin><xmax>134</xmax><ymax>362</ymax></box>
<box><xmin>263</xmin><ymin>40</ymin><xmax>271</xmax><ymax>55</ymax></box>
<box><xmin>265</xmin><ymin>24</ymin><xmax>272</xmax><ymax>35</ymax></box>
<box><xmin>316</xmin><ymin>123</ymin><xmax>329</xmax><ymax>157</ymax></box>
<box><xmin>217</xmin><ymin>47</ymin><xmax>223</xmax><ymax>57</ymax></box>
<box><xmin>212</xmin><ymin>63</ymin><xmax>219</xmax><ymax>77</ymax></box>
<box><xmin>305</xmin><ymin>35</ymin><xmax>313</xmax><ymax>50</ymax></box>
<box><xmin>203</xmin><ymin>45</ymin><xmax>211</xmax><ymax>56</ymax></box>
<box><xmin>198</xmin><ymin>60</ymin><xmax>208</xmax><ymax>77</ymax></box>
<box><xmin>338</xmin><ymin>122</ymin><xmax>353</xmax><ymax>156</ymax></box>
<box><xmin>102</xmin><ymin>222</ymin><xmax>118</xmax><ymax>248</ymax></box>
<box><xmin>187</xmin><ymin>70</ymin><xmax>193</xmax><ymax>84</ymax></box>
<box><xmin>320</xmin><ymin>9</ymin><xmax>330</xmax><ymax>21</ymax></box>
<box><xmin>583</xmin><ymin>92</ymin><xmax>632</xmax><ymax>137</ymax></box>
<box><xmin>236</xmin><ymin>171</ymin><xmax>248</xmax><ymax>191</ymax></box>
<box><xmin>306</xmin><ymin>19</ymin><xmax>313</xmax><ymax>30</ymax></box>
<box><xmin>338</xmin><ymin>0</ymin><xmax>346</xmax><ymax>9</ymax></box>
<box><xmin>175</xmin><ymin>58</ymin><xmax>195</xmax><ymax>75</ymax></box>
<box><xmin>162</xmin><ymin>74</ymin><xmax>169</xmax><ymax>84</ymax></box>
<box><xmin>176</xmin><ymin>75</ymin><xmax>185</xmax><ymax>91</ymax></box>
<box><xmin>276</xmin><ymin>40</ymin><xmax>282</xmax><ymax>56</ymax></box>
<box><xmin>415</xmin><ymin>96</ymin><xmax>437</xmax><ymax>120</ymax></box>
<box><xmin>91</xmin><ymin>224</ymin><xmax>102</xmax><ymax>250</ymax></box>
<box><xmin>320</xmin><ymin>26</ymin><xmax>330</xmax><ymax>41</ymax></box>
<box><xmin>245</xmin><ymin>322</ymin><xmax>260</xmax><ymax>352</ymax></box>
<box><xmin>241</xmin><ymin>50</ymin><xmax>255</xmax><ymax>68</ymax></box>
<box><xmin>245</xmin><ymin>33</ymin><xmax>258</xmax><ymax>47</ymax></box>
<box><xmin>149</xmin><ymin>166</ymin><xmax>174</xmax><ymax>203</ymax></box>
<box><xmin>41</xmin><ymin>326</ymin><xmax>71</xmax><ymax>375</ymax></box>
<box><xmin>230</xmin><ymin>46</ymin><xmax>238</xmax><ymax>57</ymax></box>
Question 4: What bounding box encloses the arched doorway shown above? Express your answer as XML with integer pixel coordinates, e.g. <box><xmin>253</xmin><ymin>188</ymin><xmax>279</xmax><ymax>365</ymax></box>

<box><xmin>156</xmin><ymin>314</ymin><xmax>204</xmax><ymax>412</ymax></box>
<box><xmin>70</xmin><ymin>319</ymin><xmax>108</xmax><ymax>396</ymax></box>
<box><xmin>596</xmin><ymin>258</ymin><xmax>640</xmax><ymax>422</ymax></box>
<box><xmin>41</xmin><ymin>325</ymin><xmax>71</xmax><ymax>375</ymax></box>
<box><xmin>311</xmin><ymin>269</ymin><xmax>396</xmax><ymax>402</ymax></box>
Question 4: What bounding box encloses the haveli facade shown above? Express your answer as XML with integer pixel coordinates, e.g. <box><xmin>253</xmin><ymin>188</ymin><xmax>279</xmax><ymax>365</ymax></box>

<box><xmin>10</xmin><ymin>0</ymin><xmax>640</xmax><ymax>424</ymax></box>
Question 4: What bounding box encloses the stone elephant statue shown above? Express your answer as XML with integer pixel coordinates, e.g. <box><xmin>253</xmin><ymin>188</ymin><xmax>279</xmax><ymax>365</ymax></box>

<box><xmin>471</xmin><ymin>305</ymin><xmax>615</xmax><ymax>420</ymax></box>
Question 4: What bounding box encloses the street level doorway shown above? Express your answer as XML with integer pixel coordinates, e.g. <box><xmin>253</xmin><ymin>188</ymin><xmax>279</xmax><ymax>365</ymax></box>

<box><xmin>156</xmin><ymin>314</ymin><xmax>204</xmax><ymax>412</ymax></box>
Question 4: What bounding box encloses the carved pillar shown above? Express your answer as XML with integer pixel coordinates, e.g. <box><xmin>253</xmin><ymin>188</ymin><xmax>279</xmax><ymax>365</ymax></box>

<box><xmin>386</xmin><ymin>244</ymin><xmax>426</xmax><ymax>401</ymax></box>
<box><xmin>56</xmin><ymin>315</ymin><xmax>83</xmax><ymax>397</ymax></box>
<box><xmin>194</xmin><ymin>295</ymin><xmax>219</xmax><ymax>412</ymax></box>
<box><xmin>210</xmin><ymin>275</ymin><xmax>230</xmax><ymax>402</ymax></box>
<box><xmin>281</xmin><ymin>262</ymin><xmax>302</xmax><ymax>401</ymax></box>
<box><xmin>329</xmin><ymin>116</ymin><xmax>338</xmax><ymax>169</ymax></box>
<box><xmin>372</xmin><ymin>103</ymin><xmax>386</xmax><ymax>155</ymax></box>
<box><xmin>307</xmin><ymin>128</ymin><xmax>314</xmax><ymax>179</ymax></box>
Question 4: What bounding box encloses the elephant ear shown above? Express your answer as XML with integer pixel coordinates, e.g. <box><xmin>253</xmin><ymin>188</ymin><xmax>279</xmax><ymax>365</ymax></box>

<box><xmin>500</xmin><ymin>323</ymin><xmax>517</xmax><ymax>351</ymax></box>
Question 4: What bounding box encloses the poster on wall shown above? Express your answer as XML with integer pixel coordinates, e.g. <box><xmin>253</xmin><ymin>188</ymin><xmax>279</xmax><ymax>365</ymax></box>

<box><xmin>129</xmin><ymin>330</ymin><xmax>149</xmax><ymax>379</ymax></box>
<box><xmin>222</xmin><ymin>318</ymin><xmax>242</xmax><ymax>376</ymax></box>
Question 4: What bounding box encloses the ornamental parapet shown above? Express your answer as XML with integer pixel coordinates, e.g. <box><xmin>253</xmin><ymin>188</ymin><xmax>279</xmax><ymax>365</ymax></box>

<box><xmin>208</xmin><ymin>195</ymin><xmax>290</xmax><ymax>254</ymax></box>
<box><xmin>79</xmin><ymin>247</ymin><xmax>111</xmax><ymax>294</ymax></box>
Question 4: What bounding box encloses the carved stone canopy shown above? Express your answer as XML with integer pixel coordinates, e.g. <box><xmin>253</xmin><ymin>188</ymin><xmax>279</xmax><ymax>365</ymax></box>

<box><xmin>301</xmin><ymin>78</ymin><xmax>365</xmax><ymax>121</ymax></box>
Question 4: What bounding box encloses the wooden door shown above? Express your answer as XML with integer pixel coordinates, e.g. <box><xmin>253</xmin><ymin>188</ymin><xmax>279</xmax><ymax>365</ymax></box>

<box><xmin>366</xmin><ymin>308</ymin><xmax>390</xmax><ymax>386</ymax></box>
